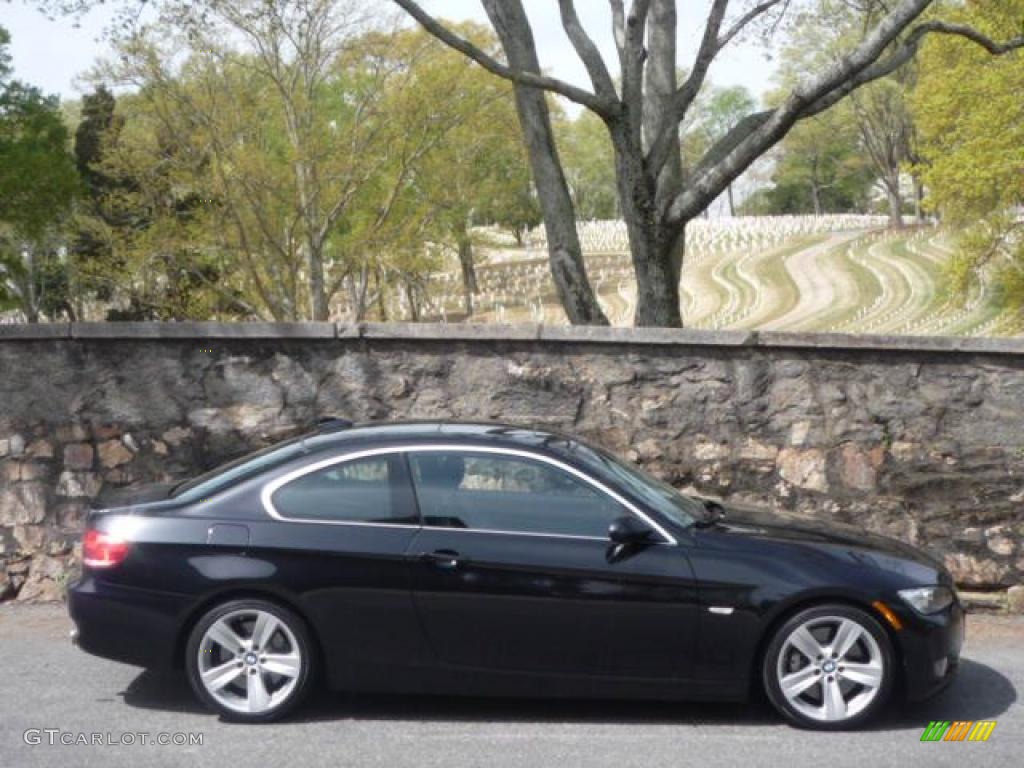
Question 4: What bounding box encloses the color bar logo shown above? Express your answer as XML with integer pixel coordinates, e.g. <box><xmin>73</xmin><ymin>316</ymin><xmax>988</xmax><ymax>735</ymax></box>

<box><xmin>920</xmin><ymin>721</ymin><xmax>997</xmax><ymax>742</ymax></box>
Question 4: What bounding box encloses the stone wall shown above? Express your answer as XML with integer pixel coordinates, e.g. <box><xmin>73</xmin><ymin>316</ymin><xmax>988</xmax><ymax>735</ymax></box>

<box><xmin>2</xmin><ymin>322</ymin><xmax>1023</xmax><ymax>602</ymax></box>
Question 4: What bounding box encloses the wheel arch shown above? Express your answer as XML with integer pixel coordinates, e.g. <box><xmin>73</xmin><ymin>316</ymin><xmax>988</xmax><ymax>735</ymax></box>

<box><xmin>173</xmin><ymin>586</ymin><xmax>326</xmax><ymax>677</ymax></box>
<box><xmin>748</xmin><ymin>593</ymin><xmax>905</xmax><ymax>699</ymax></box>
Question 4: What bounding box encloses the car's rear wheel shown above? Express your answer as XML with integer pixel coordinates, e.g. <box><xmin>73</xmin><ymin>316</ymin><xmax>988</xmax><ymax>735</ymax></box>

<box><xmin>763</xmin><ymin>604</ymin><xmax>893</xmax><ymax>730</ymax></box>
<box><xmin>186</xmin><ymin>599</ymin><xmax>315</xmax><ymax>723</ymax></box>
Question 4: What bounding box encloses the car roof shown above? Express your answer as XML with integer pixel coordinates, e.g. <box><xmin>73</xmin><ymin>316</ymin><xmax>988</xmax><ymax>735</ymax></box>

<box><xmin>299</xmin><ymin>420</ymin><xmax>582</xmax><ymax>455</ymax></box>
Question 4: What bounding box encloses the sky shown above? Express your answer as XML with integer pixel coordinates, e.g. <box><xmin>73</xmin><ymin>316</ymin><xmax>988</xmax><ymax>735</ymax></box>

<box><xmin>2</xmin><ymin>0</ymin><xmax>779</xmax><ymax>107</ymax></box>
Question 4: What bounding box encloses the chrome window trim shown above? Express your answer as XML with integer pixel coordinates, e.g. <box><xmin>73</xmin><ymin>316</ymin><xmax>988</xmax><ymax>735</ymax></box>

<box><xmin>259</xmin><ymin>444</ymin><xmax>677</xmax><ymax>545</ymax></box>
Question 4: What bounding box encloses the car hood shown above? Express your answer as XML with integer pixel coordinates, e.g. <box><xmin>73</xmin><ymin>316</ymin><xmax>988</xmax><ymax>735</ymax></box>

<box><xmin>703</xmin><ymin>502</ymin><xmax>946</xmax><ymax>575</ymax></box>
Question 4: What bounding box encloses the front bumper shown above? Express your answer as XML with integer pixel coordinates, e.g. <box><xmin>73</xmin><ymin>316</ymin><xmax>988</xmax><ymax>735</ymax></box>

<box><xmin>67</xmin><ymin>572</ymin><xmax>190</xmax><ymax>670</ymax></box>
<box><xmin>897</xmin><ymin>599</ymin><xmax>964</xmax><ymax>701</ymax></box>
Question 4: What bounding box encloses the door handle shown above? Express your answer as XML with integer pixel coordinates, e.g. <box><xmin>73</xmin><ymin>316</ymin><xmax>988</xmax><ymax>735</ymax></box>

<box><xmin>420</xmin><ymin>549</ymin><xmax>464</xmax><ymax>570</ymax></box>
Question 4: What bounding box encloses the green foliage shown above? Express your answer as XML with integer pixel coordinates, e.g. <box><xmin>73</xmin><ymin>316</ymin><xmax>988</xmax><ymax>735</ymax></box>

<box><xmin>747</xmin><ymin>102</ymin><xmax>874</xmax><ymax>215</ymax></box>
<box><xmin>365</xmin><ymin>23</ymin><xmax>539</xmax><ymax>314</ymax></box>
<box><xmin>913</xmin><ymin>0</ymin><xmax>1024</xmax><ymax>312</ymax></box>
<box><xmin>557</xmin><ymin>111</ymin><xmax>618</xmax><ymax>221</ymax></box>
<box><xmin>690</xmin><ymin>85</ymin><xmax>756</xmax><ymax>155</ymax></box>
<box><xmin>751</xmin><ymin>3</ymin><xmax>909</xmax><ymax>217</ymax></box>
<box><xmin>0</xmin><ymin>83</ymin><xmax>79</xmax><ymax>238</ymax></box>
<box><xmin>68</xmin><ymin>9</ymin><xmax>539</xmax><ymax>322</ymax></box>
<box><xmin>74</xmin><ymin>86</ymin><xmax>120</xmax><ymax>197</ymax></box>
<box><xmin>0</xmin><ymin>26</ymin><xmax>11</xmax><ymax>82</ymax></box>
<box><xmin>0</xmin><ymin>26</ymin><xmax>81</xmax><ymax>321</ymax></box>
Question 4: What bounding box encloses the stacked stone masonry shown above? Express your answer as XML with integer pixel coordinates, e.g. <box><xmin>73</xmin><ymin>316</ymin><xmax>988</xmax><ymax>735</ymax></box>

<box><xmin>1</xmin><ymin>322</ymin><xmax>1023</xmax><ymax>603</ymax></box>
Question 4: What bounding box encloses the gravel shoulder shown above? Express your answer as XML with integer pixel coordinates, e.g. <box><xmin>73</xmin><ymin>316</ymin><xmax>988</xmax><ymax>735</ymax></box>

<box><xmin>1</xmin><ymin>604</ymin><xmax>1020</xmax><ymax>768</ymax></box>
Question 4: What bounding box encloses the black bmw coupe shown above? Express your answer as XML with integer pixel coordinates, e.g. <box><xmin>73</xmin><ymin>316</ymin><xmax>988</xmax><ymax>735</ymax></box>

<box><xmin>68</xmin><ymin>420</ymin><xmax>963</xmax><ymax>728</ymax></box>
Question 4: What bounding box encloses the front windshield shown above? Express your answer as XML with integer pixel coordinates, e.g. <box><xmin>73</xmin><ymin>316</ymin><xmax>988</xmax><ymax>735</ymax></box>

<box><xmin>172</xmin><ymin>437</ymin><xmax>308</xmax><ymax>500</ymax></box>
<box><xmin>565</xmin><ymin>442</ymin><xmax>704</xmax><ymax>528</ymax></box>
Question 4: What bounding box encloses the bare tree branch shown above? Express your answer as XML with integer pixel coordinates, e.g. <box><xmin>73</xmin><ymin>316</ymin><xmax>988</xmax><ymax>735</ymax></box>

<box><xmin>609</xmin><ymin>0</ymin><xmax>627</xmax><ymax>67</ymax></box>
<box><xmin>390</xmin><ymin>0</ymin><xmax>616</xmax><ymax>116</ymax></box>
<box><xmin>920</xmin><ymin>19</ymin><xmax>1024</xmax><ymax>53</ymax></box>
<box><xmin>646</xmin><ymin>0</ymin><xmax>728</xmax><ymax>174</ymax></box>
<box><xmin>558</xmin><ymin>0</ymin><xmax>617</xmax><ymax>99</ymax></box>
<box><xmin>625</xmin><ymin>0</ymin><xmax>654</xmax><ymax>54</ymax></box>
<box><xmin>800</xmin><ymin>20</ymin><xmax>1024</xmax><ymax>120</ymax></box>
<box><xmin>717</xmin><ymin>0</ymin><xmax>787</xmax><ymax>50</ymax></box>
<box><xmin>679</xmin><ymin>0</ymin><xmax>730</xmax><ymax>114</ymax></box>
<box><xmin>619</xmin><ymin>0</ymin><xmax>653</xmax><ymax>149</ymax></box>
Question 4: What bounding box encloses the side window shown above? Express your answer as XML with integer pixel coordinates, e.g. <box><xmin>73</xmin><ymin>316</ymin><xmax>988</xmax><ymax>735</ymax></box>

<box><xmin>409</xmin><ymin>452</ymin><xmax>626</xmax><ymax>538</ymax></box>
<box><xmin>271</xmin><ymin>455</ymin><xmax>415</xmax><ymax>524</ymax></box>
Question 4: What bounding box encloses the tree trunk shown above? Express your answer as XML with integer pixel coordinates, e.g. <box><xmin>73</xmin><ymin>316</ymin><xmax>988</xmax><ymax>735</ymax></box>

<box><xmin>350</xmin><ymin>263</ymin><xmax>370</xmax><ymax>322</ymax></box>
<box><xmin>645</xmin><ymin>0</ymin><xmax>682</xmax><ymax>220</ymax></box>
<box><xmin>24</xmin><ymin>245</ymin><xmax>40</xmax><ymax>323</ymax></box>
<box><xmin>884</xmin><ymin>175</ymin><xmax>904</xmax><ymax>229</ymax></box>
<box><xmin>481</xmin><ymin>0</ymin><xmax>608</xmax><ymax>326</ymax></box>
<box><xmin>457</xmin><ymin>232</ymin><xmax>477</xmax><ymax>318</ymax></box>
<box><xmin>307</xmin><ymin>242</ymin><xmax>329</xmax><ymax>321</ymax></box>
<box><xmin>374</xmin><ymin>266</ymin><xmax>388</xmax><ymax>321</ymax></box>
<box><xmin>404</xmin><ymin>280</ymin><xmax>420</xmax><ymax>322</ymax></box>
<box><xmin>727</xmin><ymin>184</ymin><xmax>736</xmax><ymax>217</ymax></box>
<box><xmin>631</xmin><ymin>231</ymin><xmax>683</xmax><ymax>327</ymax></box>
<box><xmin>913</xmin><ymin>175</ymin><xmax>926</xmax><ymax>223</ymax></box>
<box><xmin>612</xmin><ymin>127</ymin><xmax>682</xmax><ymax>327</ymax></box>
<box><xmin>811</xmin><ymin>183</ymin><xmax>823</xmax><ymax>216</ymax></box>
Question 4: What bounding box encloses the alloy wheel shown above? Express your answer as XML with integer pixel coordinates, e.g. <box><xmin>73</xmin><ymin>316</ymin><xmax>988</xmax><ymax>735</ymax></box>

<box><xmin>196</xmin><ymin>608</ymin><xmax>304</xmax><ymax>715</ymax></box>
<box><xmin>775</xmin><ymin>615</ymin><xmax>884</xmax><ymax>723</ymax></box>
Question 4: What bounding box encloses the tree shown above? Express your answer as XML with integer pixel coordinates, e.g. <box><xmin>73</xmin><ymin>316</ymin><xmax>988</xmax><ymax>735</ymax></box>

<box><xmin>772</xmin><ymin>4</ymin><xmax>918</xmax><ymax>228</ymax></box>
<box><xmin>472</xmin><ymin>1</ymin><xmax>609</xmax><ymax>325</ymax></box>
<box><xmin>71</xmin><ymin>5</ymin><xmax>543</xmax><ymax>322</ymax></box>
<box><xmin>74</xmin><ymin>89</ymin><xmax>252</xmax><ymax>321</ymax></box>
<box><xmin>850</xmin><ymin>79</ymin><xmax>915</xmax><ymax>228</ymax></box>
<box><xmin>394</xmin><ymin>0</ymin><xmax>1024</xmax><ymax>326</ymax></box>
<box><xmin>369</xmin><ymin>25</ymin><xmax>537</xmax><ymax>319</ymax></box>
<box><xmin>0</xmin><ymin>26</ymin><xmax>80</xmax><ymax>322</ymax></box>
<box><xmin>690</xmin><ymin>85</ymin><xmax>756</xmax><ymax>215</ymax></box>
<box><xmin>89</xmin><ymin>2</ymin><xmax>506</xmax><ymax>322</ymax></box>
<box><xmin>557</xmin><ymin>111</ymin><xmax>619</xmax><ymax>221</ymax></box>
<box><xmin>749</xmin><ymin>104</ymin><xmax>873</xmax><ymax>215</ymax></box>
<box><xmin>487</xmin><ymin>180</ymin><xmax>541</xmax><ymax>248</ymax></box>
<box><xmin>0</xmin><ymin>26</ymin><xmax>10</xmax><ymax>81</ymax></box>
<box><xmin>913</xmin><ymin>0</ymin><xmax>1024</xmax><ymax>314</ymax></box>
<box><xmin>71</xmin><ymin>86</ymin><xmax>133</xmax><ymax>309</ymax></box>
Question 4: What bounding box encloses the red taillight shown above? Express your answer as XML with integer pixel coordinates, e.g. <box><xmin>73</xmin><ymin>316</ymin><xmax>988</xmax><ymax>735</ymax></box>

<box><xmin>82</xmin><ymin>529</ymin><xmax>130</xmax><ymax>568</ymax></box>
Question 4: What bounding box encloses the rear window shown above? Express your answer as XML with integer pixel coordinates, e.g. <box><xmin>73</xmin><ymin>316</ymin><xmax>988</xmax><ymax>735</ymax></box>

<box><xmin>172</xmin><ymin>438</ymin><xmax>308</xmax><ymax>501</ymax></box>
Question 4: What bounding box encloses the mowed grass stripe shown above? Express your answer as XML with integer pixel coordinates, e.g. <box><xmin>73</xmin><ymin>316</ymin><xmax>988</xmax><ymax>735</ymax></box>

<box><xmin>734</xmin><ymin>235</ymin><xmax>825</xmax><ymax>330</ymax></box>
<box><xmin>815</xmin><ymin>236</ymin><xmax>886</xmax><ymax>332</ymax></box>
<box><xmin>683</xmin><ymin>247</ymin><xmax>734</xmax><ymax>327</ymax></box>
<box><xmin>760</xmin><ymin>231</ymin><xmax>865</xmax><ymax>331</ymax></box>
<box><xmin>882</xmin><ymin>237</ymin><xmax>947</xmax><ymax>334</ymax></box>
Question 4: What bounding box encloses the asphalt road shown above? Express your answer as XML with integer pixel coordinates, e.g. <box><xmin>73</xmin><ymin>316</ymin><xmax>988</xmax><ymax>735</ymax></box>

<box><xmin>1</xmin><ymin>604</ymin><xmax>1020</xmax><ymax>768</ymax></box>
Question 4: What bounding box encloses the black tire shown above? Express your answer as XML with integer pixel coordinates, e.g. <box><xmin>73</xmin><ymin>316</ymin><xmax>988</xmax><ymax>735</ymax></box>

<box><xmin>762</xmin><ymin>603</ymin><xmax>894</xmax><ymax>730</ymax></box>
<box><xmin>186</xmin><ymin>598</ymin><xmax>317</xmax><ymax>723</ymax></box>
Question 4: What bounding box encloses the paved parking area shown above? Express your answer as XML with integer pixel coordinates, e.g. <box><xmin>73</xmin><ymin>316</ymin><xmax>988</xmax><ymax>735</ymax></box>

<box><xmin>0</xmin><ymin>604</ymin><xmax>1020</xmax><ymax>768</ymax></box>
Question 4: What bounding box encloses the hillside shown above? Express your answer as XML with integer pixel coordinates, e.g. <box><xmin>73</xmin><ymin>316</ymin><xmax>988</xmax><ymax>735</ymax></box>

<box><xmin>423</xmin><ymin>218</ymin><xmax>1021</xmax><ymax>336</ymax></box>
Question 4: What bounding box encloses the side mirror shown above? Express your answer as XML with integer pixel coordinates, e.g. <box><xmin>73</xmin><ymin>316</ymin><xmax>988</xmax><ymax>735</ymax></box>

<box><xmin>608</xmin><ymin>515</ymin><xmax>655</xmax><ymax>545</ymax></box>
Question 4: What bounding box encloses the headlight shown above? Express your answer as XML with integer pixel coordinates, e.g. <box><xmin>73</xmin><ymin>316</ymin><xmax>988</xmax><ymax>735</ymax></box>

<box><xmin>898</xmin><ymin>586</ymin><xmax>955</xmax><ymax>615</ymax></box>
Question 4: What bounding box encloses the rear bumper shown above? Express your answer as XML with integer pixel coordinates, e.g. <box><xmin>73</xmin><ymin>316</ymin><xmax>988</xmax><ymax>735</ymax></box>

<box><xmin>898</xmin><ymin>600</ymin><xmax>964</xmax><ymax>701</ymax></box>
<box><xmin>67</xmin><ymin>572</ymin><xmax>191</xmax><ymax>670</ymax></box>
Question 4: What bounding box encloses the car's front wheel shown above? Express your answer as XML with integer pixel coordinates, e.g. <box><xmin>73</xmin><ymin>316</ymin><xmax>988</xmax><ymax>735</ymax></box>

<box><xmin>763</xmin><ymin>604</ymin><xmax>894</xmax><ymax>729</ymax></box>
<box><xmin>186</xmin><ymin>599</ymin><xmax>316</xmax><ymax>723</ymax></box>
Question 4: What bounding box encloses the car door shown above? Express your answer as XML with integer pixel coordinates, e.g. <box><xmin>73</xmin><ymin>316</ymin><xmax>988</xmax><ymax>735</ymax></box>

<box><xmin>404</xmin><ymin>448</ymin><xmax>699</xmax><ymax>681</ymax></box>
<box><xmin>255</xmin><ymin>451</ymin><xmax>424</xmax><ymax>687</ymax></box>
